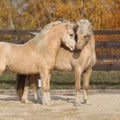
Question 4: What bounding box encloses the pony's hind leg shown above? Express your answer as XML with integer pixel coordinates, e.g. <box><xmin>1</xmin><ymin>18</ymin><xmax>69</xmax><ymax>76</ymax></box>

<box><xmin>83</xmin><ymin>69</ymin><xmax>92</xmax><ymax>104</ymax></box>
<box><xmin>32</xmin><ymin>77</ymin><xmax>39</xmax><ymax>103</ymax></box>
<box><xmin>21</xmin><ymin>75</ymin><xmax>31</xmax><ymax>103</ymax></box>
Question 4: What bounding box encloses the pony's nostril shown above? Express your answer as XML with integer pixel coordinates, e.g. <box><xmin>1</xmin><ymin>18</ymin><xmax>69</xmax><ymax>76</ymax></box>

<box><xmin>72</xmin><ymin>45</ymin><xmax>75</xmax><ymax>51</ymax></box>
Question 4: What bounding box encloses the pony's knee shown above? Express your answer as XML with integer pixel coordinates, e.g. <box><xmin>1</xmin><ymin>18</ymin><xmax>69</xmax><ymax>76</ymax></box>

<box><xmin>41</xmin><ymin>80</ymin><xmax>49</xmax><ymax>92</ymax></box>
<box><xmin>84</xmin><ymin>83</ymin><xmax>89</xmax><ymax>90</ymax></box>
<box><xmin>75</xmin><ymin>84</ymin><xmax>81</xmax><ymax>92</ymax></box>
<box><xmin>42</xmin><ymin>87</ymin><xmax>48</xmax><ymax>92</ymax></box>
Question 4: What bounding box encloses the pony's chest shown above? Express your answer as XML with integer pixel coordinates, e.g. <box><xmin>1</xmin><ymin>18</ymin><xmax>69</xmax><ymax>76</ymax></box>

<box><xmin>72</xmin><ymin>50</ymin><xmax>92</xmax><ymax>65</ymax></box>
<box><xmin>81</xmin><ymin>53</ymin><xmax>95</xmax><ymax>71</ymax></box>
<box><xmin>55</xmin><ymin>59</ymin><xmax>72</xmax><ymax>71</ymax></box>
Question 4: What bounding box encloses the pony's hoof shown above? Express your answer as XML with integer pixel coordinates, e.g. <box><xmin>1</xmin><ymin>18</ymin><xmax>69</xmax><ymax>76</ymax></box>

<box><xmin>82</xmin><ymin>100</ymin><xmax>92</xmax><ymax>105</ymax></box>
<box><xmin>73</xmin><ymin>100</ymin><xmax>81</xmax><ymax>106</ymax></box>
<box><xmin>21</xmin><ymin>99</ymin><xmax>26</xmax><ymax>103</ymax></box>
<box><xmin>48</xmin><ymin>100</ymin><xmax>54</xmax><ymax>105</ymax></box>
<box><xmin>34</xmin><ymin>100</ymin><xmax>39</xmax><ymax>103</ymax></box>
<box><xmin>42</xmin><ymin>102</ymin><xmax>49</xmax><ymax>106</ymax></box>
<box><xmin>37</xmin><ymin>99</ymin><xmax>42</xmax><ymax>104</ymax></box>
<box><xmin>42</xmin><ymin>101</ymin><xmax>54</xmax><ymax>106</ymax></box>
<box><xmin>21</xmin><ymin>99</ymin><xmax>33</xmax><ymax>104</ymax></box>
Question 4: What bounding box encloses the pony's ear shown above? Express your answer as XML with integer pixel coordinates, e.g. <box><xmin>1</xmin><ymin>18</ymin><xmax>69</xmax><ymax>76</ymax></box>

<box><xmin>58</xmin><ymin>18</ymin><xmax>68</xmax><ymax>23</ymax></box>
<box><xmin>66</xmin><ymin>22</ymin><xmax>78</xmax><ymax>31</ymax></box>
<box><xmin>76</xmin><ymin>21</ymin><xmax>81</xmax><ymax>26</ymax></box>
<box><xmin>72</xmin><ymin>23</ymin><xmax>78</xmax><ymax>30</ymax></box>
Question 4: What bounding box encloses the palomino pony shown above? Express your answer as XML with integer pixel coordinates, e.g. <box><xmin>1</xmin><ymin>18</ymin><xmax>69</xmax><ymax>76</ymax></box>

<box><xmin>0</xmin><ymin>21</ymin><xmax>76</xmax><ymax>105</ymax></box>
<box><xmin>16</xmin><ymin>19</ymin><xmax>96</xmax><ymax>105</ymax></box>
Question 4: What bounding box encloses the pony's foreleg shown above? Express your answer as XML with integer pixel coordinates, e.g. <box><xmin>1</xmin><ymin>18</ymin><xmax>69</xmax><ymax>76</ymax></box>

<box><xmin>83</xmin><ymin>69</ymin><xmax>92</xmax><ymax>104</ymax></box>
<box><xmin>74</xmin><ymin>67</ymin><xmax>82</xmax><ymax>106</ymax></box>
<box><xmin>47</xmin><ymin>74</ymin><xmax>52</xmax><ymax>104</ymax></box>
<box><xmin>40</xmin><ymin>70</ymin><xmax>50</xmax><ymax>105</ymax></box>
<box><xmin>21</xmin><ymin>77</ymin><xmax>30</xmax><ymax>103</ymax></box>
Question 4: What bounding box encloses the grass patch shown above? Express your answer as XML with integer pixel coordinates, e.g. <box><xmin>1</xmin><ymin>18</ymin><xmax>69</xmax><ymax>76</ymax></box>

<box><xmin>91</xmin><ymin>71</ymin><xmax>120</xmax><ymax>89</ymax></box>
<box><xmin>0</xmin><ymin>71</ymin><xmax>120</xmax><ymax>89</ymax></box>
<box><xmin>0</xmin><ymin>71</ymin><xmax>16</xmax><ymax>89</ymax></box>
<box><xmin>51</xmin><ymin>71</ymin><xmax>120</xmax><ymax>89</ymax></box>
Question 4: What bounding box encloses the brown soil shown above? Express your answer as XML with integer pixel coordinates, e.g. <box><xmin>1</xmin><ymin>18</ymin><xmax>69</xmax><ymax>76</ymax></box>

<box><xmin>0</xmin><ymin>93</ymin><xmax>120</xmax><ymax>120</ymax></box>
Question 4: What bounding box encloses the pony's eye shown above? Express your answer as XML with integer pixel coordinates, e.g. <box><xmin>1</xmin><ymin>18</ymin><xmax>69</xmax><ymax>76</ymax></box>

<box><xmin>84</xmin><ymin>35</ymin><xmax>90</xmax><ymax>41</ymax></box>
<box><xmin>84</xmin><ymin>35</ymin><xmax>88</xmax><ymax>38</ymax></box>
<box><xmin>70</xmin><ymin>34</ymin><xmax>73</xmax><ymax>37</ymax></box>
<box><xmin>84</xmin><ymin>35</ymin><xmax>89</xmax><ymax>38</ymax></box>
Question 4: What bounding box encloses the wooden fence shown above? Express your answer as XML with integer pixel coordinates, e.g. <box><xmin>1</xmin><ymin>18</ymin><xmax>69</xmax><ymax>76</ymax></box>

<box><xmin>0</xmin><ymin>30</ymin><xmax>120</xmax><ymax>71</ymax></box>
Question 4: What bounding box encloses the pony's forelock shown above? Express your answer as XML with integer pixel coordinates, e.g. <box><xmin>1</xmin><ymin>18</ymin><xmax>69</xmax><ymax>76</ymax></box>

<box><xmin>77</xmin><ymin>19</ymin><xmax>93</xmax><ymax>35</ymax></box>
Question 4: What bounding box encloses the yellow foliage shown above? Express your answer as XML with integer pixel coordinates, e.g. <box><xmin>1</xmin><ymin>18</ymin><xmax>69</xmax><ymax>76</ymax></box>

<box><xmin>0</xmin><ymin>0</ymin><xmax>119</xmax><ymax>30</ymax></box>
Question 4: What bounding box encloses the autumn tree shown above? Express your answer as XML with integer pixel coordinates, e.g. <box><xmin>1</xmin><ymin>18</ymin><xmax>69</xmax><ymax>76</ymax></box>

<box><xmin>0</xmin><ymin>0</ymin><xmax>119</xmax><ymax>30</ymax></box>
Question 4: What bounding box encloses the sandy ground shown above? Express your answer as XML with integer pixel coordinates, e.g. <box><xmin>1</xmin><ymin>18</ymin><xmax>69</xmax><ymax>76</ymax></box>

<box><xmin>0</xmin><ymin>92</ymin><xmax>120</xmax><ymax>120</ymax></box>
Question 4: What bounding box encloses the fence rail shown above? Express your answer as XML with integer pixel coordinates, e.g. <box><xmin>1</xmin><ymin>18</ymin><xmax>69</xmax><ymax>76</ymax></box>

<box><xmin>94</xmin><ymin>30</ymin><xmax>120</xmax><ymax>35</ymax></box>
<box><xmin>0</xmin><ymin>30</ymin><xmax>40</xmax><ymax>35</ymax></box>
<box><xmin>0</xmin><ymin>30</ymin><xmax>120</xmax><ymax>35</ymax></box>
<box><xmin>0</xmin><ymin>30</ymin><xmax>120</xmax><ymax>71</ymax></box>
<box><xmin>96</xmin><ymin>42</ymin><xmax>120</xmax><ymax>48</ymax></box>
<box><xmin>93</xmin><ymin>64</ymin><xmax>120</xmax><ymax>71</ymax></box>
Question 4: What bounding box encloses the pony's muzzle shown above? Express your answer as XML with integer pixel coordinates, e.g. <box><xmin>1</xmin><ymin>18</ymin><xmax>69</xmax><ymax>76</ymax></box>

<box><xmin>75</xmin><ymin>44</ymin><xmax>82</xmax><ymax>51</ymax></box>
<box><xmin>70</xmin><ymin>45</ymin><xmax>75</xmax><ymax>51</ymax></box>
<box><xmin>70</xmin><ymin>41</ymin><xmax>76</xmax><ymax>51</ymax></box>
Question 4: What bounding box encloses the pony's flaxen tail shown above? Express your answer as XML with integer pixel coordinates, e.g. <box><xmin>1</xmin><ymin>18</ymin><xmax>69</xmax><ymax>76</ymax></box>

<box><xmin>15</xmin><ymin>74</ymin><xmax>26</xmax><ymax>100</ymax></box>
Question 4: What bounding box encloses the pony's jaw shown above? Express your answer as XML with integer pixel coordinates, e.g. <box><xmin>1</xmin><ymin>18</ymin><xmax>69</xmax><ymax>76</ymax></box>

<box><xmin>68</xmin><ymin>41</ymin><xmax>76</xmax><ymax>51</ymax></box>
<box><xmin>63</xmin><ymin>39</ymin><xmax>76</xmax><ymax>51</ymax></box>
<box><xmin>76</xmin><ymin>38</ymin><xmax>86</xmax><ymax>50</ymax></box>
<box><xmin>62</xmin><ymin>34</ymin><xmax>76</xmax><ymax>51</ymax></box>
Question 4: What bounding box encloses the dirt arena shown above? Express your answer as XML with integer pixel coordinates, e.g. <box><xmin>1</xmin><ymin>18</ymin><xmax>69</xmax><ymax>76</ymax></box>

<box><xmin>0</xmin><ymin>91</ymin><xmax>120</xmax><ymax>120</ymax></box>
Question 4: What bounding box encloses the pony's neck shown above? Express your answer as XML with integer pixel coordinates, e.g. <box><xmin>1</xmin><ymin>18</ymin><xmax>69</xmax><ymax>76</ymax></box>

<box><xmin>47</xmin><ymin>26</ymin><xmax>62</xmax><ymax>57</ymax></box>
<box><xmin>82</xmin><ymin>35</ymin><xmax>95</xmax><ymax>52</ymax></box>
<box><xmin>89</xmin><ymin>35</ymin><xmax>95</xmax><ymax>48</ymax></box>
<box><xmin>85</xmin><ymin>35</ymin><xmax>95</xmax><ymax>53</ymax></box>
<box><xmin>29</xmin><ymin>25</ymin><xmax>63</xmax><ymax>58</ymax></box>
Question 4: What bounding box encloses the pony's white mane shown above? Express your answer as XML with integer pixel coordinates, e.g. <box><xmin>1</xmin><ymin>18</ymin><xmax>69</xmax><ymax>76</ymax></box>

<box><xmin>78</xmin><ymin>19</ymin><xmax>91</xmax><ymax>26</ymax></box>
<box><xmin>30</xmin><ymin>21</ymin><xmax>63</xmax><ymax>43</ymax></box>
<box><xmin>77</xmin><ymin>19</ymin><xmax>93</xmax><ymax>35</ymax></box>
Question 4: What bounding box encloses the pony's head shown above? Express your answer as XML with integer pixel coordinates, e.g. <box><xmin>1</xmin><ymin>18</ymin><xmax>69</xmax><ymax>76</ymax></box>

<box><xmin>61</xmin><ymin>23</ymin><xmax>76</xmax><ymax>51</ymax></box>
<box><xmin>75</xmin><ymin>19</ymin><xmax>93</xmax><ymax>50</ymax></box>
<box><xmin>30</xmin><ymin>21</ymin><xmax>76</xmax><ymax>51</ymax></box>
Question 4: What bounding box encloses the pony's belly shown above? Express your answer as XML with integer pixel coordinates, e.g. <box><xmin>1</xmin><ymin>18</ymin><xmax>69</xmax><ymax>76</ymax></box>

<box><xmin>8</xmin><ymin>64</ymin><xmax>39</xmax><ymax>74</ymax></box>
<box><xmin>55</xmin><ymin>50</ymin><xmax>73</xmax><ymax>71</ymax></box>
<box><xmin>54</xmin><ymin>64</ymin><xmax>73</xmax><ymax>71</ymax></box>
